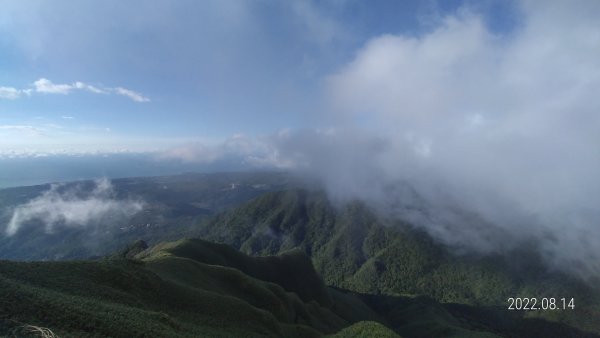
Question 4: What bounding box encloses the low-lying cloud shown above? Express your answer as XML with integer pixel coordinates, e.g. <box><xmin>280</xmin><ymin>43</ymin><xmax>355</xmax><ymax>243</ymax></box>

<box><xmin>162</xmin><ymin>2</ymin><xmax>600</xmax><ymax>280</ymax></box>
<box><xmin>5</xmin><ymin>178</ymin><xmax>144</xmax><ymax>236</ymax></box>
<box><xmin>320</xmin><ymin>2</ymin><xmax>600</xmax><ymax>279</ymax></box>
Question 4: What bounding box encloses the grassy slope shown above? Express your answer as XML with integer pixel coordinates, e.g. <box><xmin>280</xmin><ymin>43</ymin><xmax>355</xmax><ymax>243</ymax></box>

<box><xmin>0</xmin><ymin>238</ymin><xmax>391</xmax><ymax>337</ymax></box>
<box><xmin>143</xmin><ymin>238</ymin><xmax>333</xmax><ymax>306</ymax></box>
<box><xmin>327</xmin><ymin>321</ymin><xmax>402</xmax><ymax>338</ymax></box>
<box><xmin>141</xmin><ymin>239</ymin><xmax>505</xmax><ymax>337</ymax></box>
<box><xmin>0</xmin><ymin>238</ymin><xmax>503</xmax><ymax>337</ymax></box>
<box><xmin>195</xmin><ymin>189</ymin><xmax>600</xmax><ymax>336</ymax></box>
<box><xmin>0</xmin><ymin>258</ymin><xmax>299</xmax><ymax>338</ymax></box>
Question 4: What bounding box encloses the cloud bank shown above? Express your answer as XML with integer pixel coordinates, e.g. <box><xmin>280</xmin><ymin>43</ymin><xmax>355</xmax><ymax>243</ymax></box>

<box><xmin>5</xmin><ymin>178</ymin><xmax>144</xmax><ymax>236</ymax></box>
<box><xmin>162</xmin><ymin>2</ymin><xmax>600</xmax><ymax>279</ymax></box>
<box><xmin>0</xmin><ymin>78</ymin><xmax>149</xmax><ymax>102</ymax></box>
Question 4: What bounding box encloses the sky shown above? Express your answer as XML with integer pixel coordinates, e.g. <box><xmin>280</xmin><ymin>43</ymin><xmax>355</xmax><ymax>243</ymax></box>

<box><xmin>0</xmin><ymin>0</ymin><xmax>517</xmax><ymax>153</ymax></box>
<box><xmin>2</xmin><ymin>1</ymin><xmax>600</xmax><ymax>278</ymax></box>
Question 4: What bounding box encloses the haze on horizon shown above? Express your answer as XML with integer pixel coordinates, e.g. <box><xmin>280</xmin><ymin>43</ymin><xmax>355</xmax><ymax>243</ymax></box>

<box><xmin>1</xmin><ymin>0</ymin><xmax>600</xmax><ymax>279</ymax></box>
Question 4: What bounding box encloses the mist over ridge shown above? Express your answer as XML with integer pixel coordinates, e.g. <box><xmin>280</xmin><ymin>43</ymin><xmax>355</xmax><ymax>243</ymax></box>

<box><xmin>161</xmin><ymin>2</ymin><xmax>600</xmax><ymax>280</ymax></box>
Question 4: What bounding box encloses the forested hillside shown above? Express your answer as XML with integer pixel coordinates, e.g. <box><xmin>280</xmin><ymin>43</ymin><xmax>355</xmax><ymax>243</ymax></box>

<box><xmin>194</xmin><ymin>189</ymin><xmax>600</xmax><ymax>336</ymax></box>
<box><xmin>2</xmin><ymin>182</ymin><xmax>599</xmax><ymax>337</ymax></box>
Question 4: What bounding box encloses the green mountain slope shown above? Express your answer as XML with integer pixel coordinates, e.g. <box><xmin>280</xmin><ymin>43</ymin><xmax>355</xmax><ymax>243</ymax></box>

<box><xmin>2</xmin><ymin>236</ymin><xmax>595</xmax><ymax>337</ymax></box>
<box><xmin>1</xmin><ymin>238</ymin><xmax>400</xmax><ymax>337</ymax></box>
<box><xmin>1</xmin><ymin>237</ymin><xmax>510</xmax><ymax>337</ymax></box>
<box><xmin>194</xmin><ymin>189</ymin><xmax>600</xmax><ymax>336</ymax></box>
<box><xmin>2</xmin><ymin>182</ymin><xmax>599</xmax><ymax>337</ymax></box>
<box><xmin>141</xmin><ymin>238</ymin><xmax>333</xmax><ymax>307</ymax></box>
<box><xmin>327</xmin><ymin>321</ymin><xmax>402</xmax><ymax>338</ymax></box>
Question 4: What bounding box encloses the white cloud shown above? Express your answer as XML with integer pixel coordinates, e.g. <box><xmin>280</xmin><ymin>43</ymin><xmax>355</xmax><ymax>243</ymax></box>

<box><xmin>0</xmin><ymin>148</ymin><xmax>146</xmax><ymax>159</ymax></box>
<box><xmin>321</xmin><ymin>1</ymin><xmax>600</xmax><ymax>279</ymax></box>
<box><xmin>159</xmin><ymin>134</ymin><xmax>289</xmax><ymax>167</ymax></box>
<box><xmin>5</xmin><ymin>178</ymin><xmax>144</xmax><ymax>236</ymax></box>
<box><xmin>113</xmin><ymin>87</ymin><xmax>150</xmax><ymax>102</ymax></box>
<box><xmin>0</xmin><ymin>86</ymin><xmax>23</xmax><ymax>100</ymax></box>
<box><xmin>34</xmin><ymin>78</ymin><xmax>74</xmax><ymax>94</ymax></box>
<box><xmin>1</xmin><ymin>78</ymin><xmax>149</xmax><ymax>102</ymax></box>
<box><xmin>74</xmin><ymin>81</ymin><xmax>107</xmax><ymax>94</ymax></box>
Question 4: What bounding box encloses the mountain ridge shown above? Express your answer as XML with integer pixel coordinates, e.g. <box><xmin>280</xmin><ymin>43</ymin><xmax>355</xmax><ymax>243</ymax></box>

<box><xmin>1</xmin><ymin>177</ymin><xmax>599</xmax><ymax>337</ymax></box>
<box><xmin>193</xmin><ymin>188</ymin><xmax>600</xmax><ymax>335</ymax></box>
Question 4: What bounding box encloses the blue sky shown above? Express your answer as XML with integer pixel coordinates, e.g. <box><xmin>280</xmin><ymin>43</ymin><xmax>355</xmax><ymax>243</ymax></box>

<box><xmin>0</xmin><ymin>0</ymin><xmax>520</xmax><ymax>152</ymax></box>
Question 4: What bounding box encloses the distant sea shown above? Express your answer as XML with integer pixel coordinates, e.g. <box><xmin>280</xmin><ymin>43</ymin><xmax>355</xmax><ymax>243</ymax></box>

<box><xmin>0</xmin><ymin>153</ymin><xmax>247</xmax><ymax>189</ymax></box>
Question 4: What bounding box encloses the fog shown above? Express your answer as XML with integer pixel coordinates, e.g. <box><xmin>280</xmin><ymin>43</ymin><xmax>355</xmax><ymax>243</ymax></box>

<box><xmin>162</xmin><ymin>2</ymin><xmax>600</xmax><ymax>279</ymax></box>
<box><xmin>5</xmin><ymin>178</ymin><xmax>144</xmax><ymax>236</ymax></box>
